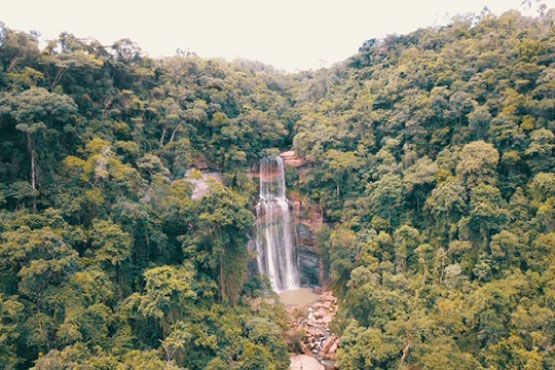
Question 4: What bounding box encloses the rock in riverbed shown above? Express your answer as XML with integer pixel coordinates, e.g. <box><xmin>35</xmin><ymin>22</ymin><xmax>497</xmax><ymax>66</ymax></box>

<box><xmin>290</xmin><ymin>354</ymin><xmax>324</xmax><ymax>370</ymax></box>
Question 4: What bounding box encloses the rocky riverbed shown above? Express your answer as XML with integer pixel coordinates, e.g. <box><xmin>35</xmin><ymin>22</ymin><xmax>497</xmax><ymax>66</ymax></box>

<box><xmin>285</xmin><ymin>290</ymin><xmax>339</xmax><ymax>369</ymax></box>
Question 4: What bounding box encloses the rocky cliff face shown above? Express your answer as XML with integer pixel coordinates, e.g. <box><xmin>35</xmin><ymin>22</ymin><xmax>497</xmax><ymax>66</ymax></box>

<box><xmin>292</xmin><ymin>200</ymin><xmax>323</xmax><ymax>287</ymax></box>
<box><xmin>186</xmin><ymin>169</ymin><xmax>223</xmax><ymax>199</ymax></box>
<box><xmin>280</xmin><ymin>151</ymin><xmax>326</xmax><ymax>288</ymax></box>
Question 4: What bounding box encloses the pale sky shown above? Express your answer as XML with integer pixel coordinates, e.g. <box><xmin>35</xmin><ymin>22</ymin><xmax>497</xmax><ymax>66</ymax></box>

<box><xmin>2</xmin><ymin>0</ymin><xmax>553</xmax><ymax>71</ymax></box>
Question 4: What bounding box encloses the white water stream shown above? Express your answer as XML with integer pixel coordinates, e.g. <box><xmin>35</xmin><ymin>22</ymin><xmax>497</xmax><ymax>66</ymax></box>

<box><xmin>256</xmin><ymin>156</ymin><xmax>300</xmax><ymax>291</ymax></box>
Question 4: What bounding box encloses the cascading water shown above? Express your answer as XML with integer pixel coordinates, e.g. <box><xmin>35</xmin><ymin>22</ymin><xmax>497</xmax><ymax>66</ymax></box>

<box><xmin>256</xmin><ymin>155</ymin><xmax>300</xmax><ymax>291</ymax></box>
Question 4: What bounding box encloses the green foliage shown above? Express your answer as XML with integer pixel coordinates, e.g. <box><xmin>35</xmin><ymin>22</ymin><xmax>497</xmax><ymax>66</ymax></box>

<box><xmin>291</xmin><ymin>8</ymin><xmax>555</xmax><ymax>369</ymax></box>
<box><xmin>336</xmin><ymin>320</ymin><xmax>399</xmax><ymax>369</ymax></box>
<box><xmin>182</xmin><ymin>181</ymin><xmax>254</xmax><ymax>303</ymax></box>
<box><xmin>0</xmin><ymin>24</ymin><xmax>291</xmax><ymax>369</ymax></box>
<box><xmin>0</xmin><ymin>7</ymin><xmax>553</xmax><ymax>369</ymax></box>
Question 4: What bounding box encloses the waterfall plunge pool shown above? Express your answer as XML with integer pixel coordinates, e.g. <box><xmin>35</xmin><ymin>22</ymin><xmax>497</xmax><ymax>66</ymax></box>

<box><xmin>278</xmin><ymin>287</ymin><xmax>319</xmax><ymax>306</ymax></box>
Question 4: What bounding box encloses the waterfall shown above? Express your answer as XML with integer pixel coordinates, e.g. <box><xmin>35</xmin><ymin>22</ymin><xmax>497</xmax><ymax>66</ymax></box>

<box><xmin>256</xmin><ymin>155</ymin><xmax>300</xmax><ymax>291</ymax></box>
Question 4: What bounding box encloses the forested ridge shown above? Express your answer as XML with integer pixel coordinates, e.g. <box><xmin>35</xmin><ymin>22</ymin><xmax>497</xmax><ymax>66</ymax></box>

<box><xmin>0</xmin><ymin>8</ymin><xmax>554</xmax><ymax>370</ymax></box>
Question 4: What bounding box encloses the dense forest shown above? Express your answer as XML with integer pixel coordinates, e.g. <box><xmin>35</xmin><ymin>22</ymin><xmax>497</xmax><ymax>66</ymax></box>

<box><xmin>0</xmin><ymin>7</ymin><xmax>554</xmax><ymax>370</ymax></box>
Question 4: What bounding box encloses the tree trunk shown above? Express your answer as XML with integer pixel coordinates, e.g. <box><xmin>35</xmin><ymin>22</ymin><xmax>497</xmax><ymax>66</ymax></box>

<box><xmin>401</xmin><ymin>334</ymin><xmax>412</xmax><ymax>363</ymax></box>
<box><xmin>441</xmin><ymin>248</ymin><xmax>448</xmax><ymax>284</ymax></box>
<box><xmin>101</xmin><ymin>95</ymin><xmax>114</xmax><ymax>123</ymax></box>
<box><xmin>169</xmin><ymin>122</ymin><xmax>183</xmax><ymax>144</ymax></box>
<box><xmin>422</xmin><ymin>266</ymin><xmax>428</xmax><ymax>285</ymax></box>
<box><xmin>8</xmin><ymin>57</ymin><xmax>21</xmax><ymax>72</ymax></box>
<box><xmin>219</xmin><ymin>253</ymin><xmax>225</xmax><ymax>302</ymax></box>
<box><xmin>388</xmin><ymin>208</ymin><xmax>392</xmax><ymax>233</ymax></box>
<box><xmin>481</xmin><ymin>224</ymin><xmax>489</xmax><ymax>251</ymax></box>
<box><xmin>160</xmin><ymin>126</ymin><xmax>167</xmax><ymax>146</ymax></box>
<box><xmin>27</xmin><ymin>133</ymin><xmax>37</xmax><ymax>212</ymax></box>
<box><xmin>51</xmin><ymin>67</ymin><xmax>68</xmax><ymax>90</ymax></box>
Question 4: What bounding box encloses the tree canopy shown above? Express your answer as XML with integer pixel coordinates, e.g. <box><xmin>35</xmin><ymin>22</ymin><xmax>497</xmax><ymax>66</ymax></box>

<box><xmin>0</xmin><ymin>7</ymin><xmax>554</xmax><ymax>369</ymax></box>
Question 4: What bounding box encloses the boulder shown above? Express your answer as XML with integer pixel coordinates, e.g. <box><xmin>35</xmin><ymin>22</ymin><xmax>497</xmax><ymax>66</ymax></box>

<box><xmin>320</xmin><ymin>336</ymin><xmax>335</xmax><ymax>355</ymax></box>
<box><xmin>290</xmin><ymin>354</ymin><xmax>325</xmax><ymax>370</ymax></box>
<box><xmin>328</xmin><ymin>341</ymin><xmax>338</xmax><ymax>360</ymax></box>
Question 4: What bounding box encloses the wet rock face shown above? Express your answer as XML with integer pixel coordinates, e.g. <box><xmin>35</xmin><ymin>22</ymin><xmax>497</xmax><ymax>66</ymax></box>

<box><xmin>297</xmin><ymin>245</ymin><xmax>320</xmax><ymax>287</ymax></box>
<box><xmin>298</xmin><ymin>247</ymin><xmax>320</xmax><ymax>287</ymax></box>
<box><xmin>297</xmin><ymin>222</ymin><xmax>314</xmax><ymax>242</ymax></box>
<box><xmin>293</xmin><ymin>202</ymin><xmax>324</xmax><ymax>287</ymax></box>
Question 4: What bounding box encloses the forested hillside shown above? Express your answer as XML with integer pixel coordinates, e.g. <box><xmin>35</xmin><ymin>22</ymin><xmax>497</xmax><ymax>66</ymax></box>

<box><xmin>292</xmin><ymin>10</ymin><xmax>555</xmax><ymax>369</ymax></box>
<box><xmin>0</xmin><ymin>8</ymin><xmax>554</xmax><ymax>370</ymax></box>
<box><xmin>0</xmin><ymin>24</ymin><xmax>295</xmax><ymax>370</ymax></box>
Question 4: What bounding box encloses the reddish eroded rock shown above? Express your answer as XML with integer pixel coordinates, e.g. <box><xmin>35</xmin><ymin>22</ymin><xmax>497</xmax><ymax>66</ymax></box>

<box><xmin>248</xmin><ymin>150</ymin><xmax>309</xmax><ymax>179</ymax></box>
<box><xmin>321</xmin><ymin>335</ymin><xmax>336</xmax><ymax>355</ymax></box>
<box><xmin>280</xmin><ymin>150</ymin><xmax>308</xmax><ymax>168</ymax></box>
<box><xmin>328</xmin><ymin>341</ymin><xmax>338</xmax><ymax>360</ymax></box>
